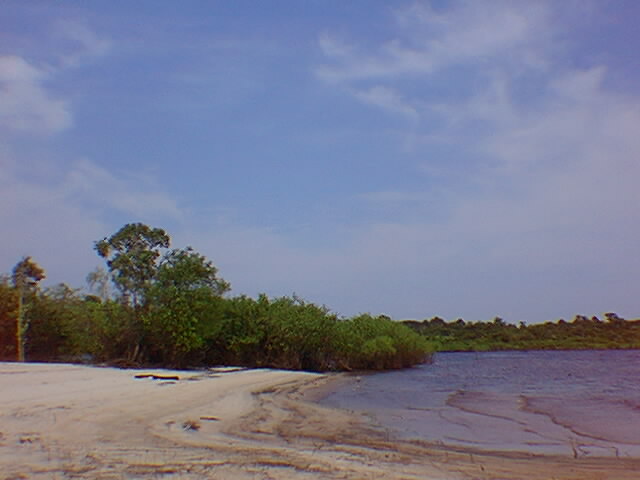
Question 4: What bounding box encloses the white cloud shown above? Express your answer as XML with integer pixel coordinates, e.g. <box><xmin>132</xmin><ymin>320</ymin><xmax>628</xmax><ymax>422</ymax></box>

<box><xmin>353</xmin><ymin>85</ymin><xmax>418</xmax><ymax>119</ymax></box>
<box><xmin>1</xmin><ymin>2</ymin><xmax>636</xmax><ymax>322</ymax></box>
<box><xmin>318</xmin><ymin>32</ymin><xmax>354</xmax><ymax>59</ymax></box>
<box><xmin>63</xmin><ymin>159</ymin><xmax>183</xmax><ymax>220</ymax></box>
<box><xmin>316</xmin><ymin>1</ymin><xmax>552</xmax><ymax>84</ymax></box>
<box><xmin>54</xmin><ymin>20</ymin><xmax>112</xmax><ymax>67</ymax></box>
<box><xmin>550</xmin><ymin>66</ymin><xmax>607</xmax><ymax>103</ymax></box>
<box><xmin>0</xmin><ymin>21</ymin><xmax>110</xmax><ymax>136</ymax></box>
<box><xmin>0</xmin><ymin>17</ymin><xmax>174</xmax><ymax>287</ymax></box>
<box><xmin>309</xmin><ymin>0</ymin><xmax>640</xmax><ymax>321</ymax></box>
<box><xmin>0</xmin><ymin>55</ymin><xmax>72</xmax><ymax>134</ymax></box>
<box><xmin>399</xmin><ymin>1</ymin><xmax>549</xmax><ymax>68</ymax></box>
<box><xmin>0</xmin><ymin>156</ymin><xmax>107</xmax><ymax>287</ymax></box>
<box><xmin>0</xmin><ymin>155</ymin><xmax>184</xmax><ymax>287</ymax></box>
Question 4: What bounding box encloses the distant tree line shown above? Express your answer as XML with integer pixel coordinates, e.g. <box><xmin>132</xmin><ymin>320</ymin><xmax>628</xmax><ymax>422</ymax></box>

<box><xmin>0</xmin><ymin>223</ymin><xmax>430</xmax><ymax>371</ymax></box>
<box><xmin>403</xmin><ymin>314</ymin><xmax>640</xmax><ymax>351</ymax></box>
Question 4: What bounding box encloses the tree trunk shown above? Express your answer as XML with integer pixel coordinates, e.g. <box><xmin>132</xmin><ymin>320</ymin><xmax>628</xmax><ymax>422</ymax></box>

<box><xmin>128</xmin><ymin>342</ymin><xmax>141</xmax><ymax>364</ymax></box>
<box><xmin>16</xmin><ymin>292</ymin><xmax>24</xmax><ymax>362</ymax></box>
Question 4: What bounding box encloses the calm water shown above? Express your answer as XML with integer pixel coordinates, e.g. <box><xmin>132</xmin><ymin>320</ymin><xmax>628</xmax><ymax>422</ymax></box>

<box><xmin>320</xmin><ymin>350</ymin><xmax>640</xmax><ymax>457</ymax></box>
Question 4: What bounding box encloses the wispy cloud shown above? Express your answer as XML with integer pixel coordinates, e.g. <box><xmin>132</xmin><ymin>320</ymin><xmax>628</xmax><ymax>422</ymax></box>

<box><xmin>317</xmin><ymin>32</ymin><xmax>355</xmax><ymax>59</ymax></box>
<box><xmin>353</xmin><ymin>85</ymin><xmax>418</xmax><ymax>119</ymax></box>
<box><xmin>63</xmin><ymin>159</ymin><xmax>183</xmax><ymax>220</ymax></box>
<box><xmin>316</xmin><ymin>1</ymin><xmax>552</xmax><ymax>84</ymax></box>
<box><xmin>0</xmin><ymin>18</ymin><xmax>179</xmax><ymax>284</ymax></box>
<box><xmin>309</xmin><ymin>0</ymin><xmax>640</xmax><ymax>320</ymax></box>
<box><xmin>0</xmin><ymin>20</ymin><xmax>110</xmax><ymax>136</ymax></box>
<box><xmin>314</xmin><ymin>1</ymin><xmax>556</xmax><ymax>125</ymax></box>
<box><xmin>0</xmin><ymin>154</ymin><xmax>184</xmax><ymax>287</ymax></box>
<box><xmin>0</xmin><ymin>55</ymin><xmax>72</xmax><ymax>134</ymax></box>
<box><xmin>54</xmin><ymin>19</ymin><xmax>112</xmax><ymax>67</ymax></box>
<box><xmin>0</xmin><ymin>153</ymin><xmax>107</xmax><ymax>285</ymax></box>
<box><xmin>1</xmin><ymin>1</ymin><xmax>636</xmax><ymax>322</ymax></box>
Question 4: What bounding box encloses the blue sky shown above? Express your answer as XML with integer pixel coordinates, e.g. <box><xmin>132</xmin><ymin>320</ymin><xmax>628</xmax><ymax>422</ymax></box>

<box><xmin>2</xmin><ymin>1</ymin><xmax>639</xmax><ymax>323</ymax></box>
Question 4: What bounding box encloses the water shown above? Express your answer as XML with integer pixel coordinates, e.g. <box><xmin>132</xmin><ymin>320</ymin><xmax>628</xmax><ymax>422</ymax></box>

<box><xmin>320</xmin><ymin>350</ymin><xmax>640</xmax><ymax>457</ymax></box>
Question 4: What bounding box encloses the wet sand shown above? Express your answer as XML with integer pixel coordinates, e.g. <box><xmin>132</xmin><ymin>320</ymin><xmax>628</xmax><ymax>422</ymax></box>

<box><xmin>1</xmin><ymin>362</ymin><xmax>639</xmax><ymax>479</ymax></box>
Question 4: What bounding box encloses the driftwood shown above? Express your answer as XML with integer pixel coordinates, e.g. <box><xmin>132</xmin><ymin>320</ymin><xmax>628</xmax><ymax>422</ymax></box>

<box><xmin>134</xmin><ymin>374</ymin><xmax>180</xmax><ymax>381</ymax></box>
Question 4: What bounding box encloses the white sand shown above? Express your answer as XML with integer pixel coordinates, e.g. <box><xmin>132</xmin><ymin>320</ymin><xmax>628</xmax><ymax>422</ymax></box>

<box><xmin>1</xmin><ymin>362</ymin><xmax>638</xmax><ymax>479</ymax></box>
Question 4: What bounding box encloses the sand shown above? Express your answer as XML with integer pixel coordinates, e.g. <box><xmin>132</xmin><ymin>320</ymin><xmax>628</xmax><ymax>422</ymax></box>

<box><xmin>1</xmin><ymin>362</ymin><xmax>639</xmax><ymax>479</ymax></box>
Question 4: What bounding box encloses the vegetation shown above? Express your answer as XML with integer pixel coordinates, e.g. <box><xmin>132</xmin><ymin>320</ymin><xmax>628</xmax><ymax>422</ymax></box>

<box><xmin>11</xmin><ymin>257</ymin><xmax>46</xmax><ymax>362</ymax></box>
<box><xmin>0</xmin><ymin>223</ymin><xmax>430</xmax><ymax>371</ymax></box>
<box><xmin>403</xmin><ymin>314</ymin><xmax>640</xmax><ymax>352</ymax></box>
<box><xmin>2</xmin><ymin>222</ymin><xmax>637</xmax><ymax>370</ymax></box>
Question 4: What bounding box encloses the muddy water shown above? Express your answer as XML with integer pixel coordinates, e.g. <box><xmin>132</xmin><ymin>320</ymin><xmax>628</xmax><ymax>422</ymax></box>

<box><xmin>319</xmin><ymin>350</ymin><xmax>640</xmax><ymax>457</ymax></box>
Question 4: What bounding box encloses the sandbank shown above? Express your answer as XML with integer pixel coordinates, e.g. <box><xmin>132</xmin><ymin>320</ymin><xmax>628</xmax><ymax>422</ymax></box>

<box><xmin>1</xmin><ymin>362</ymin><xmax>638</xmax><ymax>479</ymax></box>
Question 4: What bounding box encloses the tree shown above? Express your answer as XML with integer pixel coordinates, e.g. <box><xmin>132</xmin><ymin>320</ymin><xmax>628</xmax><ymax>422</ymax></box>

<box><xmin>94</xmin><ymin>223</ymin><xmax>170</xmax><ymax>306</ymax></box>
<box><xmin>94</xmin><ymin>223</ymin><xmax>170</xmax><ymax>363</ymax></box>
<box><xmin>0</xmin><ymin>276</ymin><xmax>19</xmax><ymax>360</ymax></box>
<box><xmin>86</xmin><ymin>266</ymin><xmax>111</xmax><ymax>301</ymax></box>
<box><xmin>144</xmin><ymin>247</ymin><xmax>230</xmax><ymax>366</ymax></box>
<box><xmin>12</xmin><ymin>256</ymin><xmax>46</xmax><ymax>362</ymax></box>
<box><xmin>154</xmin><ymin>247</ymin><xmax>230</xmax><ymax>294</ymax></box>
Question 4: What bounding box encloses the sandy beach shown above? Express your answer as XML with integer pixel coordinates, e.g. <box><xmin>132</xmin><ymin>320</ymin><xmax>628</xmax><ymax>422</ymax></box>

<box><xmin>1</xmin><ymin>363</ymin><xmax>639</xmax><ymax>479</ymax></box>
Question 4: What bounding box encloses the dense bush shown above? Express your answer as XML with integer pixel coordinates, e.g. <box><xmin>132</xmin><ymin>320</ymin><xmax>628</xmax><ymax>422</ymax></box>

<box><xmin>203</xmin><ymin>296</ymin><xmax>431</xmax><ymax>371</ymax></box>
<box><xmin>0</xmin><ymin>279</ymin><xmax>19</xmax><ymax>360</ymax></box>
<box><xmin>335</xmin><ymin>314</ymin><xmax>432</xmax><ymax>370</ymax></box>
<box><xmin>9</xmin><ymin>223</ymin><xmax>637</xmax><ymax>371</ymax></box>
<box><xmin>1</xmin><ymin>278</ymin><xmax>432</xmax><ymax>371</ymax></box>
<box><xmin>404</xmin><ymin>314</ymin><xmax>640</xmax><ymax>352</ymax></box>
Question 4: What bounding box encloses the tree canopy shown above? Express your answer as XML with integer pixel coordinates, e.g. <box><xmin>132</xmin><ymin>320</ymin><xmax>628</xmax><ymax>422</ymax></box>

<box><xmin>94</xmin><ymin>223</ymin><xmax>170</xmax><ymax>307</ymax></box>
<box><xmin>12</xmin><ymin>256</ymin><xmax>46</xmax><ymax>292</ymax></box>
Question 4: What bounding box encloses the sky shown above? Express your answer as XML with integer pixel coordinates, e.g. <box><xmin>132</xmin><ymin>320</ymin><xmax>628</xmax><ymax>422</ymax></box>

<box><xmin>2</xmin><ymin>1</ymin><xmax>639</xmax><ymax>323</ymax></box>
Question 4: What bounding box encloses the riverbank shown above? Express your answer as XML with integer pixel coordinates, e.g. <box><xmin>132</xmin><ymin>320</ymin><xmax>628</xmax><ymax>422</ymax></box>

<box><xmin>1</xmin><ymin>362</ymin><xmax>639</xmax><ymax>479</ymax></box>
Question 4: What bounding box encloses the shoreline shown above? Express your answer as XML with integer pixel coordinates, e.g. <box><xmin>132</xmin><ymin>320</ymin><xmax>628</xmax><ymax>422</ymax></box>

<box><xmin>1</xmin><ymin>362</ymin><xmax>639</xmax><ymax>479</ymax></box>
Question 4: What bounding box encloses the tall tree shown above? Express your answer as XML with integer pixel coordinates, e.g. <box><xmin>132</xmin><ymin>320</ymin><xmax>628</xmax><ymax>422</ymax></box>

<box><xmin>94</xmin><ymin>223</ymin><xmax>170</xmax><ymax>306</ymax></box>
<box><xmin>144</xmin><ymin>247</ymin><xmax>230</xmax><ymax>366</ymax></box>
<box><xmin>94</xmin><ymin>223</ymin><xmax>170</xmax><ymax>363</ymax></box>
<box><xmin>154</xmin><ymin>247</ymin><xmax>230</xmax><ymax>295</ymax></box>
<box><xmin>12</xmin><ymin>256</ymin><xmax>46</xmax><ymax>362</ymax></box>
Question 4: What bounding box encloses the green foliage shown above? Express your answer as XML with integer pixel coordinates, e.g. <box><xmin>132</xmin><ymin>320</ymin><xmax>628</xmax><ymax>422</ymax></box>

<box><xmin>94</xmin><ymin>223</ymin><xmax>170</xmax><ymax>306</ymax></box>
<box><xmin>335</xmin><ymin>314</ymin><xmax>431</xmax><ymax>370</ymax></box>
<box><xmin>7</xmin><ymin>223</ymin><xmax>639</xmax><ymax>371</ymax></box>
<box><xmin>10</xmin><ymin>281</ymin><xmax>431</xmax><ymax>371</ymax></box>
<box><xmin>141</xmin><ymin>246</ymin><xmax>231</xmax><ymax>367</ymax></box>
<box><xmin>6</xmin><ymin>225</ymin><xmax>432</xmax><ymax>371</ymax></box>
<box><xmin>404</xmin><ymin>314</ymin><xmax>640</xmax><ymax>352</ymax></box>
<box><xmin>154</xmin><ymin>247</ymin><xmax>230</xmax><ymax>295</ymax></box>
<box><xmin>0</xmin><ymin>278</ymin><xmax>19</xmax><ymax>360</ymax></box>
<box><xmin>5</xmin><ymin>238</ymin><xmax>637</xmax><ymax>371</ymax></box>
<box><xmin>26</xmin><ymin>284</ymin><xmax>79</xmax><ymax>360</ymax></box>
<box><xmin>5</xmin><ymin>222</ymin><xmax>430</xmax><ymax>371</ymax></box>
<box><xmin>17</xmin><ymin>284</ymin><xmax>131</xmax><ymax>362</ymax></box>
<box><xmin>249</xmin><ymin>295</ymin><xmax>338</xmax><ymax>371</ymax></box>
<box><xmin>81</xmin><ymin>300</ymin><xmax>135</xmax><ymax>360</ymax></box>
<box><xmin>204</xmin><ymin>297</ymin><xmax>431</xmax><ymax>371</ymax></box>
<box><xmin>204</xmin><ymin>294</ymin><xmax>336</xmax><ymax>370</ymax></box>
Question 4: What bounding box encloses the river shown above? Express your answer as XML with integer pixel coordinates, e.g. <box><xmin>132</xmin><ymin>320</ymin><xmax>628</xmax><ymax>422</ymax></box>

<box><xmin>319</xmin><ymin>350</ymin><xmax>640</xmax><ymax>457</ymax></box>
